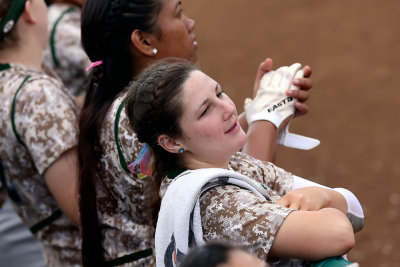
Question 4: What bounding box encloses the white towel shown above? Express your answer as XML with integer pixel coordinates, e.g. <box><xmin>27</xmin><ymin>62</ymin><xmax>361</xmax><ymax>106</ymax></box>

<box><xmin>155</xmin><ymin>168</ymin><xmax>272</xmax><ymax>267</ymax></box>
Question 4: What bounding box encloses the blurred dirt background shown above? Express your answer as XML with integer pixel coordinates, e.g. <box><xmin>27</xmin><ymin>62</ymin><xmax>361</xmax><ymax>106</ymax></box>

<box><xmin>185</xmin><ymin>0</ymin><xmax>400</xmax><ymax>266</ymax></box>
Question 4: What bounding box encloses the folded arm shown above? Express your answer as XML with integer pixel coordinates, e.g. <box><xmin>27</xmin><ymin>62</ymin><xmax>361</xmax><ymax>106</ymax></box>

<box><xmin>270</xmin><ymin>207</ymin><xmax>355</xmax><ymax>261</ymax></box>
<box><xmin>285</xmin><ymin>175</ymin><xmax>365</xmax><ymax>232</ymax></box>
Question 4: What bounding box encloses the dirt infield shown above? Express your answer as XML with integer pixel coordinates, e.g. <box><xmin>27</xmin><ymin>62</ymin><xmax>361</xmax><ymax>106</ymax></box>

<box><xmin>186</xmin><ymin>0</ymin><xmax>400</xmax><ymax>266</ymax></box>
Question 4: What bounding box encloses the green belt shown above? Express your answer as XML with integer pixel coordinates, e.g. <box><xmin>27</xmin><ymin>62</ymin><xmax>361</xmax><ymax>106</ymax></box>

<box><xmin>29</xmin><ymin>209</ymin><xmax>63</xmax><ymax>234</ymax></box>
<box><xmin>105</xmin><ymin>248</ymin><xmax>153</xmax><ymax>266</ymax></box>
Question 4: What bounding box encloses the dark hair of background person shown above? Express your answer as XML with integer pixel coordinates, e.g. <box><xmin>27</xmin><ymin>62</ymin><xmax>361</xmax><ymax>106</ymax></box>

<box><xmin>77</xmin><ymin>0</ymin><xmax>161</xmax><ymax>266</ymax></box>
<box><xmin>0</xmin><ymin>0</ymin><xmax>20</xmax><ymax>49</ymax></box>
<box><xmin>44</xmin><ymin>0</ymin><xmax>83</xmax><ymax>6</ymax></box>
<box><xmin>179</xmin><ymin>243</ymin><xmax>233</xmax><ymax>267</ymax></box>
<box><xmin>125</xmin><ymin>59</ymin><xmax>197</xmax><ymax>185</ymax></box>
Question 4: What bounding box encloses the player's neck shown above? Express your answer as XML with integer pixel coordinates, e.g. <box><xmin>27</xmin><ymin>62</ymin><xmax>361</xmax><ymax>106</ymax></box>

<box><xmin>0</xmin><ymin>42</ymin><xmax>43</xmax><ymax>71</ymax></box>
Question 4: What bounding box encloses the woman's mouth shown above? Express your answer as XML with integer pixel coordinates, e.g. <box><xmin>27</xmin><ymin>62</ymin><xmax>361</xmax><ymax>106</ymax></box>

<box><xmin>225</xmin><ymin>122</ymin><xmax>238</xmax><ymax>134</ymax></box>
<box><xmin>193</xmin><ymin>40</ymin><xmax>199</xmax><ymax>49</ymax></box>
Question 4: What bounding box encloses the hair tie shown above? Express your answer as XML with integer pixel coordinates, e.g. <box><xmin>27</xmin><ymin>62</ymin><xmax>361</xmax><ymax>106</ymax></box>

<box><xmin>128</xmin><ymin>143</ymin><xmax>154</xmax><ymax>179</ymax></box>
<box><xmin>86</xmin><ymin>60</ymin><xmax>103</xmax><ymax>71</ymax></box>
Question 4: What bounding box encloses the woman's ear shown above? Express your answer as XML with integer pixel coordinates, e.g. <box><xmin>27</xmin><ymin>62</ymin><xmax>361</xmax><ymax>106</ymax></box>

<box><xmin>21</xmin><ymin>1</ymin><xmax>36</xmax><ymax>24</ymax></box>
<box><xmin>158</xmin><ymin>134</ymin><xmax>183</xmax><ymax>154</ymax></box>
<box><xmin>131</xmin><ymin>29</ymin><xmax>157</xmax><ymax>57</ymax></box>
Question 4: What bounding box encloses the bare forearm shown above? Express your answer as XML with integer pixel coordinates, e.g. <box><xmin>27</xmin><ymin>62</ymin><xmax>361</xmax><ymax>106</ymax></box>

<box><xmin>270</xmin><ymin>208</ymin><xmax>355</xmax><ymax>260</ymax></box>
<box><xmin>242</xmin><ymin>121</ymin><xmax>277</xmax><ymax>162</ymax></box>
<box><xmin>291</xmin><ymin>175</ymin><xmax>364</xmax><ymax>228</ymax></box>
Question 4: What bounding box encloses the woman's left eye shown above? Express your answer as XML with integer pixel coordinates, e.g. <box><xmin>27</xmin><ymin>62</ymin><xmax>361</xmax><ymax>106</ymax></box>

<box><xmin>200</xmin><ymin>107</ymin><xmax>209</xmax><ymax>117</ymax></box>
<box><xmin>217</xmin><ymin>91</ymin><xmax>224</xmax><ymax>98</ymax></box>
<box><xmin>177</xmin><ymin>9</ymin><xmax>183</xmax><ymax>18</ymax></box>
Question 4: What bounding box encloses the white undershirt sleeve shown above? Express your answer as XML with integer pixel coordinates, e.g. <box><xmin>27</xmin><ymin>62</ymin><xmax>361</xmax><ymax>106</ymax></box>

<box><xmin>292</xmin><ymin>175</ymin><xmax>364</xmax><ymax>232</ymax></box>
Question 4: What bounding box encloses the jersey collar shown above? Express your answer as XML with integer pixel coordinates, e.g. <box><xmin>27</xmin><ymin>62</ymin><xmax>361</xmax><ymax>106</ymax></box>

<box><xmin>0</xmin><ymin>63</ymin><xmax>11</xmax><ymax>72</ymax></box>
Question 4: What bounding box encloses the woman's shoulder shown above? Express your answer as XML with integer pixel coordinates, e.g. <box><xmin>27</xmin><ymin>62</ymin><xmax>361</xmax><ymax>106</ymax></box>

<box><xmin>7</xmin><ymin>63</ymin><xmax>64</xmax><ymax>87</ymax></box>
<box><xmin>3</xmin><ymin>64</ymin><xmax>77</xmax><ymax>106</ymax></box>
<box><xmin>47</xmin><ymin>3</ymin><xmax>81</xmax><ymax>26</ymax></box>
<box><xmin>100</xmin><ymin>90</ymin><xmax>142</xmax><ymax>174</ymax></box>
<box><xmin>229</xmin><ymin>151</ymin><xmax>274</xmax><ymax>173</ymax></box>
<box><xmin>103</xmin><ymin>90</ymin><xmax>137</xmax><ymax>141</ymax></box>
<box><xmin>159</xmin><ymin>168</ymin><xmax>235</xmax><ymax>199</ymax></box>
<box><xmin>229</xmin><ymin>152</ymin><xmax>294</xmax><ymax>195</ymax></box>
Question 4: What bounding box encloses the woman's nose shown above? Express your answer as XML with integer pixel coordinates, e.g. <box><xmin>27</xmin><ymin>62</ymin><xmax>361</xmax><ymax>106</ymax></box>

<box><xmin>184</xmin><ymin>15</ymin><xmax>196</xmax><ymax>33</ymax></box>
<box><xmin>222</xmin><ymin>101</ymin><xmax>235</xmax><ymax>121</ymax></box>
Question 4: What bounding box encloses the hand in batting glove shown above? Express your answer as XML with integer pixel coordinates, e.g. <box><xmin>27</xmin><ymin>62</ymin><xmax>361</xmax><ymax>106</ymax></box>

<box><xmin>244</xmin><ymin>63</ymin><xmax>320</xmax><ymax>150</ymax></box>
<box><xmin>244</xmin><ymin>63</ymin><xmax>302</xmax><ymax>128</ymax></box>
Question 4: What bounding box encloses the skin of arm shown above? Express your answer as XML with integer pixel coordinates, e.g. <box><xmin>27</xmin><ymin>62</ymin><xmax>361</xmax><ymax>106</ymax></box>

<box><xmin>269</xmin><ymin>207</ymin><xmax>355</xmax><ymax>260</ymax></box>
<box><xmin>241</xmin><ymin>120</ymin><xmax>277</xmax><ymax>162</ymax></box>
<box><xmin>276</xmin><ymin>186</ymin><xmax>348</xmax><ymax>214</ymax></box>
<box><xmin>279</xmin><ymin>176</ymin><xmax>364</xmax><ymax>233</ymax></box>
<box><xmin>44</xmin><ymin>147</ymin><xmax>79</xmax><ymax>226</ymax></box>
<box><xmin>271</xmin><ymin>183</ymin><xmax>357</xmax><ymax>259</ymax></box>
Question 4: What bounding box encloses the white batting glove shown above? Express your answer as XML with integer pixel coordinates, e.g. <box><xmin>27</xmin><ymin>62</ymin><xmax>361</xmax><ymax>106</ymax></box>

<box><xmin>244</xmin><ymin>63</ymin><xmax>301</xmax><ymax>128</ymax></box>
<box><xmin>244</xmin><ymin>63</ymin><xmax>320</xmax><ymax>150</ymax></box>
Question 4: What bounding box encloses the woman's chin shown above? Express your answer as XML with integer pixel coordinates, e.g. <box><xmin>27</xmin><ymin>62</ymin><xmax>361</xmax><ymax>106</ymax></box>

<box><xmin>235</xmin><ymin>131</ymin><xmax>248</xmax><ymax>153</ymax></box>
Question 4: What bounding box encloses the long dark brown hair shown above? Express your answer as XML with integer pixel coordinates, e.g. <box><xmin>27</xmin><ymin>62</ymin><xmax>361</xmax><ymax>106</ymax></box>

<box><xmin>78</xmin><ymin>0</ymin><xmax>161</xmax><ymax>266</ymax></box>
<box><xmin>125</xmin><ymin>59</ymin><xmax>198</xmax><ymax>185</ymax></box>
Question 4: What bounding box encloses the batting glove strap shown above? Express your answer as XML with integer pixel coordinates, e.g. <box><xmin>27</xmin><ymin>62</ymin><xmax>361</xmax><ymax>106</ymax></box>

<box><xmin>277</xmin><ymin>121</ymin><xmax>320</xmax><ymax>150</ymax></box>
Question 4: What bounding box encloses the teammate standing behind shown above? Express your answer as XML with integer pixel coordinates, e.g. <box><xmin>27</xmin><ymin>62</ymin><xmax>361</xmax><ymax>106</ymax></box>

<box><xmin>42</xmin><ymin>0</ymin><xmax>89</xmax><ymax>101</ymax></box>
<box><xmin>0</xmin><ymin>0</ymin><xmax>81</xmax><ymax>265</ymax></box>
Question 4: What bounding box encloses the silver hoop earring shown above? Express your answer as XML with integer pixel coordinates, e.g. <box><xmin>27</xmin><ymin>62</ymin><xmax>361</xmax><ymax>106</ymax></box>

<box><xmin>178</xmin><ymin>148</ymin><xmax>184</xmax><ymax>154</ymax></box>
<box><xmin>152</xmin><ymin>48</ymin><xmax>158</xmax><ymax>55</ymax></box>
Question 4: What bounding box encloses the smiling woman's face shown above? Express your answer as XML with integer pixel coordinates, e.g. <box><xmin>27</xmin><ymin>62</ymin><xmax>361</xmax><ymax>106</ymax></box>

<box><xmin>176</xmin><ymin>70</ymin><xmax>247</xmax><ymax>169</ymax></box>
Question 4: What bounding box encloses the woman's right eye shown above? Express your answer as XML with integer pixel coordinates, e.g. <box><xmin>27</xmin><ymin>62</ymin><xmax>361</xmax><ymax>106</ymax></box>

<box><xmin>177</xmin><ymin>9</ymin><xmax>183</xmax><ymax>18</ymax></box>
<box><xmin>200</xmin><ymin>107</ymin><xmax>209</xmax><ymax>117</ymax></box>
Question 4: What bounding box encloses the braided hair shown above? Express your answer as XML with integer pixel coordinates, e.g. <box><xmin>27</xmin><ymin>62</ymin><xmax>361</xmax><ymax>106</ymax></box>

<box><xmin>125</xmin><ymin>59</ymin><xmax>198</xmax><ymax>186</ymax></box>
<box><xmin>78</xmin><ymin>0</ymin><xmax>161</xmax><ymax>266</ymax></box>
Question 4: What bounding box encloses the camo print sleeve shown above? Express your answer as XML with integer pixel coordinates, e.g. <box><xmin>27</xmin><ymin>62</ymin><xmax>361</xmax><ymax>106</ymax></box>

<box><xmin>200</xmin><ymin>184</ymin><xmax>293</xmax><ymax>260</ymax></box>
<box><xmin>14</xmin><ymin>76</ymin><xmax>79</xmax><ymax>175</ymax></box>
<box><xmin>198</xmin><ymin>152</ymin><xmax>295</xmax><ymax>260</ymax></box>
<box><xmin>229</xmin><ymin>152</ymin><xmax>294</xmax><ymax>196</ymax></box>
